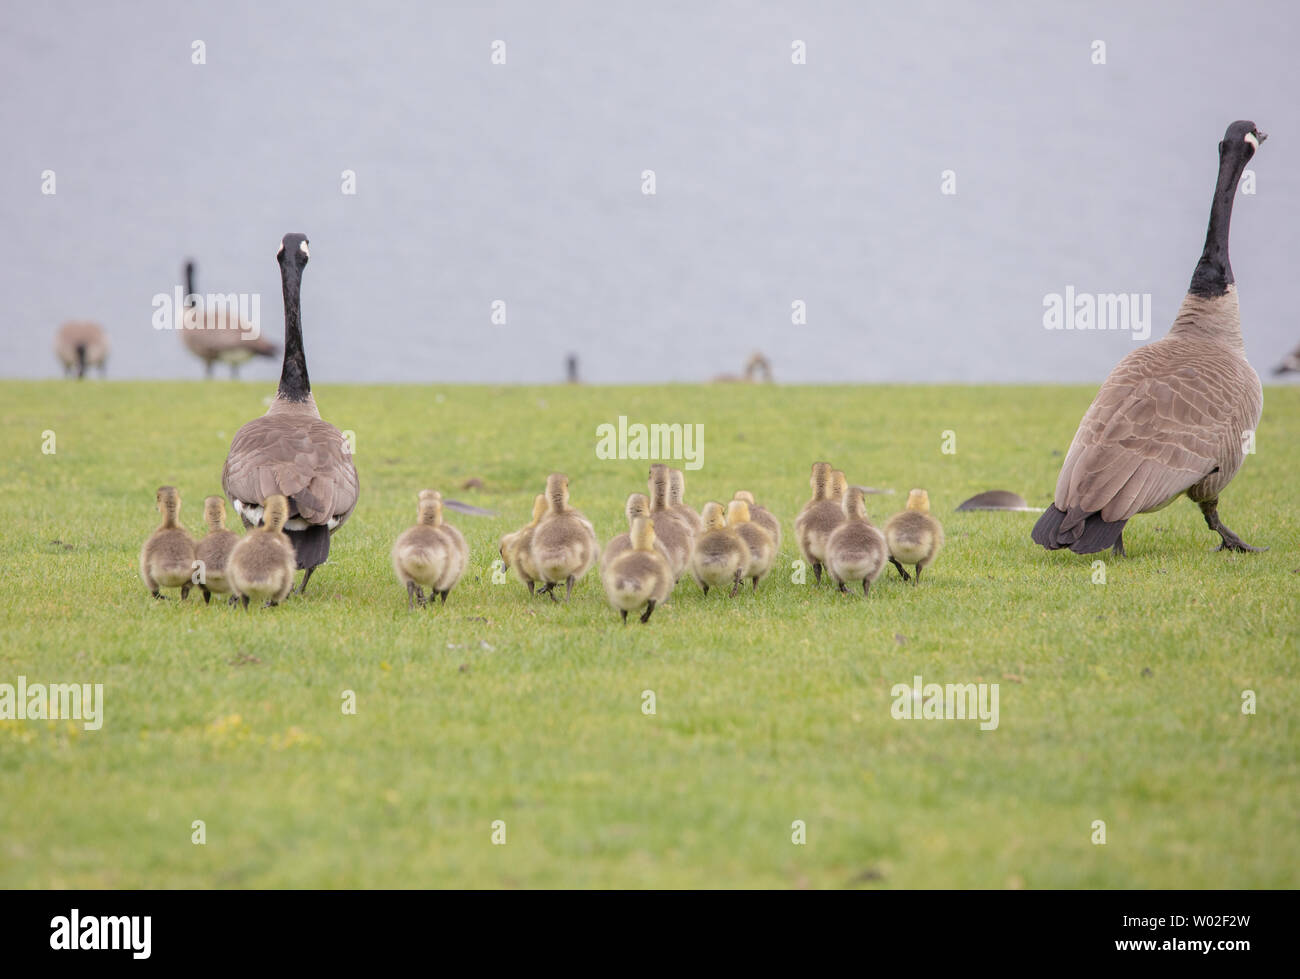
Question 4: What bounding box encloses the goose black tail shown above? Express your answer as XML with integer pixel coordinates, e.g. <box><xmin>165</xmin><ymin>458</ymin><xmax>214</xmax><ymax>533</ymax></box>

<box><xmin>1032</xmin><ymin>504</ymin><xmax>1127</xmax><ymax>554</ymax></box>
<box><xmin>287</xmin><ymin>523</ymin><xmax>331</xmax><ymax>570</ymax></box>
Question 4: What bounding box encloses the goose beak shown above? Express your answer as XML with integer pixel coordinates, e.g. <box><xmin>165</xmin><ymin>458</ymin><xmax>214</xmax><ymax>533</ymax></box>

<box><xmin>1255</xmin><ymin>129</ymin><xmax>1267</xmax><ymax>143</ymax></box>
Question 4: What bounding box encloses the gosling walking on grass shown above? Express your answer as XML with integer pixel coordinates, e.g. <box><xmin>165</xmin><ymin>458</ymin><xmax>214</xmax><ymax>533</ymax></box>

<box><xmin>393</xmin><ymin>491</ymin><xmax>460</xmax><ymax>609</ymax></box>
<box><xmin>139</xmin><ymin>485</ymin><xmax>196</xmax><ymax>600</ymax></box>
<box><xmin>826</xmin><ymin>486</ymin><xmax>888</xmax><ymax>596</ymax></box>
<box><xmin>195</xmin><ymin>495</ymin><xmax>240</xmax><ymax>605</ymax></box>
<box><xmin>884</xmin><ymin>489</ymin><xmax>944</xmax><ymax>585</ymax></box>
<box><xmin>726</xmin><ymin>498</ymin><xmax>775</xmax><ymax>591</ymax></box>
<box><xmin>602</xmin><ymin>516</ymin><xmax>673</xmax><ymax>624</ymax></box>
<box><xmin>227</xmin><ymin>494</ymin><xmax>296</xmax><ymax>609</ymax></box>
<box><xmin>530</xmin><ymin>473</ymin><xmax>598</xmax><ymax>601</ymax></box>
<box><xmin>500</xmin><ymin>494</ymin><xmax>548</xmax><ymax>596</ymax></box>
<box><xmin>691</xmin><ymin>501</ymin><xmax>748</xmax><ymax>597</ymax></box>
<box><xmin>795</xmin><ymin>462</ymin><xmax>845</xmax><ymax>585</ymax></box>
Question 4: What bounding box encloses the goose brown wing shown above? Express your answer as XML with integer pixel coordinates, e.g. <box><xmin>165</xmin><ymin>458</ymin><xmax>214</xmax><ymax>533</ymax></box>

<box><xmin>222</xmin><ymin>416</ymin><xmax>359</xmax><ymax>527</ymax></box>
<box><xmin>1054</xmin><ymin>345</ymin><xmax>1249</xmax><ymax>522</ymax></box>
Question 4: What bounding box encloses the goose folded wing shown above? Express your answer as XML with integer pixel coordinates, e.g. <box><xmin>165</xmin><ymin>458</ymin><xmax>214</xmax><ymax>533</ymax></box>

<box><xmin>1057</xmin><ymin>370</ymin><xmax>1225</xmax><ymax>522</ymax></box>
<box><xmin>223</xmin><ymin>419</ymin><xmax>359</xmax><ymax>526</ymax></box>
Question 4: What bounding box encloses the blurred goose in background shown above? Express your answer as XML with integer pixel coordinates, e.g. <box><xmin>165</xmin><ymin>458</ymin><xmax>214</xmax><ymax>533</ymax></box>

<box><xmin>180</xmin><ymin>259</ymin><xmax>278</xmax><ymax>378</ymax></box>
<box><xmin>54</xmin><ymin>321</ymin><xmax>108</xmax><ymax>378</ymax></box>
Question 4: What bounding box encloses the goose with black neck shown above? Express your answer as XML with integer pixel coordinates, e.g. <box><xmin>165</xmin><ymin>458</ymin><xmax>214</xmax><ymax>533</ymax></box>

<box><xmin>221</xmin><ymin>234</ymin><xmax>360</xmax><ymax>594</ymax></box>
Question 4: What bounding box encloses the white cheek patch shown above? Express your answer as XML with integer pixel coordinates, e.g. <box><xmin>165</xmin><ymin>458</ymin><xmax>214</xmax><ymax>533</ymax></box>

<box><xmin>276</xmin><ymin>243</ymin><xmax>284</xmax><ymax>256</ymax></box>
<box><xmin>299</xmin><ymin>241</ymin><xmax>310</xmax><ymax>257</ymax></box>
<box><xmin>1245</xmin><ymin>132</ymin><xmax>1259</xmax><ymax>149</ymax></box>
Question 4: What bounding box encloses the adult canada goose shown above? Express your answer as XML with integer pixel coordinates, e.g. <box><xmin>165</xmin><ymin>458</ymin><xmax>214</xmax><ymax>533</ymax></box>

<box><xmin>421</xmin><ymin>490</ymin><xmax>468</xmax><ymax>604</ymax></box>
<box><xmin>1274</xmin><ymin>341</ymin><xmax>1300</xmax><ymax>376</ymax></box>
<box><xmin>139</xmin><ymin>485</ymin><xmax>196</xmax><ymax>599</ymax></box>
<box><xmin>221</xmin><ymin>234</ymin><xmax>360</xmax><ymax>594</ymax></box>
<box><xmin>54</xmin><ymin>321</ymin><xmax>108</xmax><ymax>378</ymax></box>
<box><xmin>602</xmin><ymin>516</ymin><xmax>673</xmax><ymax>624</ymax></box>
<box><xmin>179</xmin><ymin>260</ymin><xmax>278</xmax><ymax>378</ymax></box>
<box><xmin>795</xmin><ymin>462</ymin><xmax>845</xmax><ymax>584</ymax></box>
<box><xmin>194</xmin><ymin>495</ymin><xmax>241</xmax><ymax>605</ymax></box>
<box><xmin>529</xmin><ymin>473</ymin><xmax>598</xmax><ymax>601</ymax></box>
<box><xmin>227</xmin><ymin>494</ymin><xmax>296</xmax><ymax>609</ymax></box>
<box><xmin>500</xmin><ymin>494</ymin><xmax>547</xmax><ymax>595</ymax></box>
<box><xmin>733</xmin><ymin>490</ymin><xmax>781</xmax><ymax>550</ymax></box>
<box><xmin>884</xmin><ymin>489</ymin><xmax>944</xmax><ymax>584</ymax></box>
<box><xmin>826</xmin><ymin>486</ymin><xmax>888</xmax><ymax>596</ymax></box>
<box><xmin>691</xmin><ymin>501</ymin><xmax>748</xmax><ymax>597</ymax></box>
<box><xmin>393</xmin><ymin>491</ymin><xmax>463</xmax><ymax>609</ymax></box>
<box><xmin>1032</xmin><ymin>121</ymin><xmax>1268</xmax><ymax>556</ymax></box>
<box><xmin>726</xmin><ymin>499</ymin><xmax>775</xmax><ymax>591</ymax></box>
<box><xmin>668</xmin><ymin>469</ymin><xmax>704</xmax><ymax>535</ymax></box>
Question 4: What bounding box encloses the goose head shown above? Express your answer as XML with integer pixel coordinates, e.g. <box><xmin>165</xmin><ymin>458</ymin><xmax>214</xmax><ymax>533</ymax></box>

<box><xmin>277</xmin><ymin>233</ymin><xmax>310</xmax><ymax>270</ymax></box>
<box><xmin>1223</xmin><ymin>120</ymin><xmax>1266</xmax><ymax>158</ymax></box>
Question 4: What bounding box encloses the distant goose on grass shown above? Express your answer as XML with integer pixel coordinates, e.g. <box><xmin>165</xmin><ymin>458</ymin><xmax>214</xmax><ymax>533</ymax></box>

<box><xmin>54</xmin><ymin>321</ymin><xmax>108</xmax><ymax>378</ymax></box>
<box><xmin>1032</xmin><ymin>121</ymin><xmax>1268</xmax><ymax>556</ymax></box>
<box><xmin>221</xmin><ymin>234</ymin><xmax>360</xmax><ymax>594</ymax></box>
<box><xmin>180</xmin><ymin>260</ymin><xmax>278</xmax><ymax>378</ymax></box>
<box><xmin>1275</xmin><ymin>341</ymin><xmax>1300</xmax><ymax>376</ymax></box>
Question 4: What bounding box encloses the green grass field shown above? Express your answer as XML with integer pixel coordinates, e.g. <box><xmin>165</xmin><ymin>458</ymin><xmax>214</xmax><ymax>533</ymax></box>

<box><xmin>0</xmin><ymin>380</ymin><xmax>1296</xmax><ymax>888</ymax></box>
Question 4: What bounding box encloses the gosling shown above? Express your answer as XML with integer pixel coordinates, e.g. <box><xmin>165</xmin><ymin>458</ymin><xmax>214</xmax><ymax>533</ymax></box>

<box><xmin>826</xmin><ymin>486</ymin><xmax>888</xmax><ymax>596</ymax></box>
<box><xmin>139</xmin><ymin>485</ymin><xmax>196</xmax><ymax>600</ymax></box>
<box><xmin>602</xmin><ymin>516</ymin><xmax>673</xmax><ymax>624</ymax></box>
<box><xmin>647</xmin><ymin>463</ymin><xmax>695</xmax><ymax>576</ymax></box>
<box><xmin>420</xmin><ymin>490</ymin><xmax>468</xmax><ymax>604</ymax></box>
<box><xmin>726</xmin><ymin>499</ymin><xmax>775</xmax><ymax>591</ymax></box>
<box><xmin>530</xmin><ymin>473</ymin><xmax>598</xmax><ymax>601</ymax></box>
<box><xmin>668</xmin><ymin>468</ymin><xmax>704</xmax><ymax>535</ymax></box>
<box><xmin>601</xmin><ymin>493</ymin><xmax>673</xmax><ymax>569</ymax></box>
<box><xmin>500</xmin><ymin>494</ymin><xmax>548</xmax><ymax>596</ymax></box>
<box><xmin>884</xmin><ymin>489</ymin><xmax>944</xmax><ymax>585</ymax></box>
<box><xmin>691</xmin><ymin>501</ymin><xmax>748</xmax><ymax>597</ymax></box>
<box><xmin>194</xmin><ymin>495</ymin><xmax>241</xmax><ymax>605</ymax></box>
<box><xmin>794</xmin><ymin>462</ymin><xmax>845</xmax><ymax>584</ymax></box>
<box><xmin>393</xmin><ymin>492</ymin><xmax>453</xmax><ymax>609</ymax></box>
<box><xmin>733</xmin><ymin>490</ymin><xmax>781</xmax><ymax>551</ymax></box>
<box><xmin>227</xmin><ymin>494</ymin><xmax>296</xmax><ymax>609</ymax></box>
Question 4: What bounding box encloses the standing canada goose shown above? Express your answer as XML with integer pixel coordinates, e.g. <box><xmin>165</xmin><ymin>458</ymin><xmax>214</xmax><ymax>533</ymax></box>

<box><xmin>529</xmin><ymin>473</ymin><xmax>598</xmax><ymax>601</ymax></box>
<box><xmin>883</xmin><ymin>489</ymin><xmax>944</xmax><ymax>585</ymax></box>
<box><xmin>54</xmin><ymin>321</ymin><xmax>108</xmax><ymax>378</ymax></box>
<box><xmin>733</xmin><ymin>490</ymin><xmax>781</xmax><ymax>551</ymax></box>
<box><xmin>227</xmin><ymin>494</ymin><xmax>296</xmax><ymax>609</ymax></box>
<box><xmin>393</xmin><ymin>491</ymin><xmax>462</xmax><ymax>609</ymax></box>
<box><xmin>179</xmin><ymin>260</ymin><xmax>278</xmax><ymax>378</ymax></box>
<box><xmin>826</xmin><ymin>486</ymin><xmax>888</xmax><ymax>596</ymax></box>
<box><xmin>1033</xmin><ymin>121</ymin><xmax>1268</xmax><ymax>556</ymax></box>
<box><xmin>221</xmin><ymin>234</ymin><xmax>360</xmax><ymax>594</ymax></box>
<box><xmin>691</xmin><ymin>501</ymin><xmax>749</xmax><ymax>597</ymax></box>
<box><xmin>139</xmin><ymin>485</ymin><xmax>196</xmax><ymax>599</ymax></box>
<box><xmin>602</xmin><ymin>516</ymin><xmax>673</xmax><ymax>624</ymax></box>
<box><xmin>668</xmin><ymin>469</ymin><xmax>704</xmax><ymax>535</ymax></box>
<box><xmin>795</xmin><ymin>462</ymin><xmax>846</xmax><ymax>584</ymax></box>
<box><xmin>1273</xmin><ymin>341</ymin><xmax>1300</xmax><ymax>376</ymax></box>
<box><xmin>726</xmin><ymin>499</ymin><xmax>775</xmax><ymax>591</ymax></box>
<box><xmin>194</xmin><ymin>495</ymin><xmax>241</xmax><ymax>605</ymax></box>
<box><xmin>601</xmin><ymin>493</ymin><xmax>674</xmax><ymax>570</ymax></box>
<box><xmin>499</xmin><ymin>494</ymin><xmax>548</xmax><ymax>595</ymax></box>
<box><xmin>420</xmin><ymin>490</ymin><xmax>468</xmax><ymax>604</ymax></box>
<box><xmin>647</xmin><ymin>463</ymin><xmax>695</xmax><ymax>574</ymax></box>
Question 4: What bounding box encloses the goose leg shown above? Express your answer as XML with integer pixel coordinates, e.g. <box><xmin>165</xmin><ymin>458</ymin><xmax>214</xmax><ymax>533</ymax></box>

<box><xmin>812</xmin><ymin>561</ymin><xmax>822</xmax><ymax>585</ymax></box>
<box><xmin>1112</xmin><ymin>533</ymin><xmax>1126</xmax><ymax>558</ymax></box>
<box><xmin>729</xmin><ymin>570</ymin><xmax>742</xmax><ymax>597</ymax></box>
<box><xmin>526</xmin><ymin>580</ymin><xmax>535</xmax><ymax>597</ymax></box>
<box><xmin>406</xmin><ymin>580</ymin><xmax>417</xmax><ymax>610</ymax></box>
<box><xmin>565</xmin><ymin>575</ymin><xmax>575</xmax><ymax>601</ymax></box>
<box><xmin>913</xmin><ymin>566</ymin><xmax>922</xmax><ymax>586</ymax></box>
<box><xmin>204</xmin><ymin>360</ymin><xmax>215</xmax><ymax>379</ymax></box>
<box><xmin>752</xmin><ymin>576</ymin><xmax>759</xmax><ymax>592</ymax></box>
<box><xmin>263</xmin><ymin>600</ymin><xmax>278</xmax><ymax>608</ymax></box>
<box><xmin>862</xmin><ymin>579</ymin><xmax>871</xmax><ymax>598</ymax></box>
<box><xmin>241</xmin><ymin>595</ymin><xmax>250</xmax><ymax>610</ymax></box>
<box><xmin>439</xmin><ymin>590</ymin><xmax>449</xmax><ymax>604</ymax></box>
<box><xmin>1199</xmin><ymin>500</ymin><xmax>1267</xmax><ymax>552</ymax></box>
<box><xmin>838</xmin><ymin>581</ymin><xmax>848</xmax><ymax>594</ymax></box>
<box><xmin>621</xmin><ymin>610</ymin><xmax>628</xmax><ymax>624</ymax></box>
<box><xmin>180</xmin><ymin>583</ymin><xmax>192</xmax><ymax>600</ymax></box>
<box><xmin>227</xmin><ymin>594</ymin><xmax>239</xmax><ymax>607</ymax></box>
<box><xmin>296</xmin><ymin>566</ymin><xmax>317</xmax><ymax>595</ymax></box>
<box><xmin>640</xmin><ymin>599</ymin><xmax>656</xmax><ymax>624</ymax></box>
<box><xmin>889</xmin><ymin>557</ymin><xmax>911</xmax><ymax>582</ymax></box>
<box><xmin>201</xmin><ymin>585</ymin><xmax>212</xmax><ymax>604</ymax></box>
<box><xmin>701</xmin><ymin>583</ymin><xmax>709</xmax><ymax>597</ymax></box>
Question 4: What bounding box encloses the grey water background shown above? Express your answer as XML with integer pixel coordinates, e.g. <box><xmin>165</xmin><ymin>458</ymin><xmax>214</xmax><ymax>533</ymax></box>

<box><xmin>2</xmin><ymin>0</ymin><xmax>1296</xmax><ymax>384</ymax></box>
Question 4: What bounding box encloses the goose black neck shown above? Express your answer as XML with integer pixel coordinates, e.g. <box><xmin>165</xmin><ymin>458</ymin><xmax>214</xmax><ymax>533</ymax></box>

<box><xmin>1189</xmin><ymin>145</ymin><xmax>1250</xmax><ymax>298</ymax></box>
<box><xmin>185</xmin><ymin>262</ymin><xmax>196</xmax><ymax>308</ymax></box>
<box><xmin>277</xmin><ymin>260</ymin><xmax>311</xmax><ymax>401</ymax></box>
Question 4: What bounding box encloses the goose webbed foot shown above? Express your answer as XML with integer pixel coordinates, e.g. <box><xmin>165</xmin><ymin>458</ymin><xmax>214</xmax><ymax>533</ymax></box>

<box><xmin>201</xmin><ymin>586</ymin><xmax>212</xmax><ymax>604</ymax></box>
<box><xmin>889</xmin><ymin>557</ymin><xmax>911</xmax><ymax>582</ymax></box>
<box><xmin>240</xmin><ymin>595</ymin><xmax>251</xmax><ymax>610</ymax></box>
<box><xmin>1199</xmin><ymin>500</ymin><xmax>1268</xmax><ymax>553</ymax></box>
<box><xmin>837</xmin><ymin>581</ymin><xmax>848</xmax><ymax>594</ymax></box>
<box><xmin>263</xmin><ymin>600</ymin><xmax>278</xmax><ymax>608</ymax></box>
<box><xmin>151</xmin><ymin>589</ymin><xmax>166</xmax><ymax>600</ymax></box>
<box><xmin>621</xmin><ymin>610</ymin><xmax>628</xmax><ymax>625</ymax></box>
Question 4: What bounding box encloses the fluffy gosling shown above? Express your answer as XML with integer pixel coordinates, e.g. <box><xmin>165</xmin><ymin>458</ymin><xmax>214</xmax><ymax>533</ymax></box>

<box><xmin>733</xmin><ymin>489</ymin><xmax>781</xmax><ymax>551</ymax></box>
<box><xmin>794</xmin><ymin>462</ymin><xmax>845</xmax><ymax>585</ymax></box>
<box><xmin>194</xmin><ymin>495</ymin><xmax>241</xmax><ymax>605</ymax></box>
<box><xmin>227</xmin><ymin>494</ymin><xmax>296</xmax><ymax>609</ymax></box>
<box><xmin>530</xmin><ymin>473</ymin><xmax>598</xmax><ymax>601</ymax></box>
<box><xmin>500</xmin><ymin>494</ymin><xmax>548</xmax><ymax>596</ymax></box>
<box><xmin>884</xmin><ymin>489</ymin><xmax>944</xmax><ymax>585</ymax></box>
<box><xmin>826</xmin><ymin>486</ymin><xmax>888</xmax><ymax>596</ymax></box>
<box><xmin>691</xmin><ymin>501</ymin><xmax>748</xmax><ymax>597</ymax></box>
<box><xmin>726</xmin><ymin>499</ymin><xmax>775</xmax><ymax>591</ymax></box>
<box><xmin>139</xmin><ymin>485</ymin><xmax>196</xmax><ymax>600</ymax></box>
<box><xmin>602</xmin><ymin>516</ymin><xmax>673</xmax><ymax>624</ymax></box>
<box><xmin>393</xmin><ymin>492</ymin><xmax>454</xmax><ymax>609</ymax></box>
<box><xmin>668</xmin><ymin>468</ymin><xmax>704</xmax><ymax>535</ymax></box>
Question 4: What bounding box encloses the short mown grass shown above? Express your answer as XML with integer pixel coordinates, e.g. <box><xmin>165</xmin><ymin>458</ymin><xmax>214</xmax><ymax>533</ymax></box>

<box><xmin>0</xmin><ymin>380</ymin><xmax>1295</xmax><ymax>888</ymax></box>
